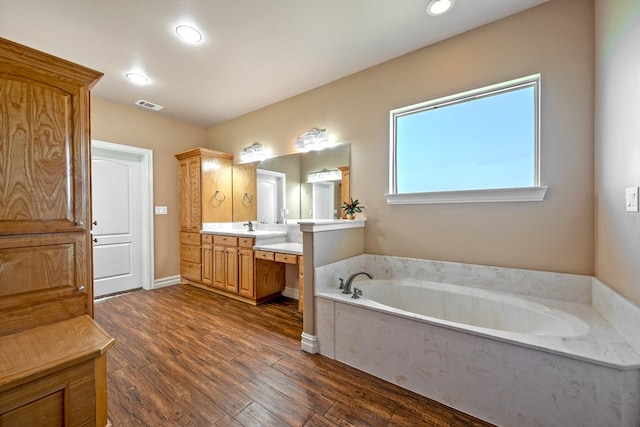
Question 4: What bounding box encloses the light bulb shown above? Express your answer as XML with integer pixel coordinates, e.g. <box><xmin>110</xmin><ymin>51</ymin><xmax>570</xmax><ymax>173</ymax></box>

<box><xmin>427</xmin><ymin>0</ymin><xmax>455</xmax><ymax>16</ymax></box>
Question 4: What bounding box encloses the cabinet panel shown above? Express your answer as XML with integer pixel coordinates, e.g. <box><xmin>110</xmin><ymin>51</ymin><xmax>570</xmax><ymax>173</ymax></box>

<box><xmin>223</xmin><ymin>247</ymin><xmax>238</xmax><ymax>293</ymax></box>
<box><xmin>188</xmin><ymin>157</ymin><xmax>201</xmax><ymax>229</ymax></box>
<box><xmin>180</xmin><ymin>261</ymin><xmax>201</xmax><ymax>282</ymax></box>
<box><xmin>202</xmin><ymin>245</ymin><xmax>212</xmax><ymax>286</ymax></box>
<box><xmin>238</xmin><ymin>248</ymin><xmax>254</xmax><ymax>298</ymax></box>
<box><xmin>0</xmin><ymin>76</ymin><xmax>87</xmax><ymax>236</ymax></box>
<box><xmin>0</xmin><ymin>233</ymin><xmax>85</xmax><ymax>296</ymax></box>
<box><xmin>180</xmin><ymin>232</ymin><xmax>201</xmax><ymax>246</ymax></box>
<box><xmin>202</xmin><ymin>157</ymin><xmax>232</xmax><ymax>223</ymax></box>
<box><xmin>275</xmin><ymin>252</ymin><xmax>297</xmax><ymax>264</ymax></box>
<box><xmin>232</xmin><ymin>163</ymin><xmax>257</xmax><ymax>222</ymax></box>
<box><xmin>213</xmin><ymin>235</ymin><xmax>237</xmax><ymax>246</ymax></box>
<box><xmin>180</xmin><ymin>244</ymin><xmax>201</xmax><ymax>264</ymax></box>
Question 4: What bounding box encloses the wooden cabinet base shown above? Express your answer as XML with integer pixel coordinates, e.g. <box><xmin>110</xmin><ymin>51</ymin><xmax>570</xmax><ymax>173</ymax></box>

<box><xmin>0</xmin><ymin>316</ymin><xmax>114</xmax><ymax>426</ymax></box>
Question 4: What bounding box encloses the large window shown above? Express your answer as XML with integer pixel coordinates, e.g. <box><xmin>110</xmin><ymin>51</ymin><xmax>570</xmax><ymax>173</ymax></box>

<box><xmin>387</xmin><ymin>75</ymin><xmax>547</xmax><ymax>204</ymax></box>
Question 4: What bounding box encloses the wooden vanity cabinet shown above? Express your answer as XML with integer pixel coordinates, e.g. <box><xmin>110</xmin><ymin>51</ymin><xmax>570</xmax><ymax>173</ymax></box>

<box><xmin>175</xmin><ymin>148</ymin><xmax>233</xmax><ymax>285</ymax></box>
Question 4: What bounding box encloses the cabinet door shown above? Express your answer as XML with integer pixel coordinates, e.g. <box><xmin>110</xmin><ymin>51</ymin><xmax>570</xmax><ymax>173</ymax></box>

<box><xmin>177</xmin><ymin>157</ymin><xmax>202</xmax><ymax>232</ymax></box>
<box><xmin>213</xmin><ymin>245</ymin><xmax>226</xmax><ymax>290</ymax></box>
<box><xmin>178</xmin><ymin>159</ymin><xmax>191</xmax><ymax>231</ymax></box>
<box><xmin>224</xmin><ymin>247</ymin><xmax>239</xmax><ymax>293</ymax></box>
<box><xmin>0</xmin><ymin>76</ymin><xmax>87</xmax><ymax>236</ymax></box>
<box><xmin>238</xmin><ymin>248</ymin><xmax>254</xmax><ymax>298</ymax></box>
<box><xmin>202</xmin><ymin>157</ymin><xmax>232</xmax><ymax>223</ymax></box>
<box><xmin>202</xmin><ymin>244</ymin><xmax>213</xmax><ymax>286</ymax></box>
<box><xmin>0</xmin><ymin>232</ymin><xmax>88</xmax><ymax>335</ymax></box>
<box><xmin>232</xmin><ymin>164</ymin><xmax>257</xmax><ymax>222</ymax></box>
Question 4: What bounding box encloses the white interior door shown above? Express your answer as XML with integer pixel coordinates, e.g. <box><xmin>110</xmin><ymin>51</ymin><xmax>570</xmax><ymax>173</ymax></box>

<box><xmin>313</xmin><ymin>182</ymin><xmax>334</xmax><ymax>219</ymax></box>
<box><xmin>92</xmin><ymin>150</ymin><xmax>143</xmax><ymax>297</ymax></box>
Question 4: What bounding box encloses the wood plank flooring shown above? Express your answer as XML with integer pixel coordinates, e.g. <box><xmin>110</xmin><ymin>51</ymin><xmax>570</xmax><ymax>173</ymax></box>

<box><xmin>95</xmin><ymin>285</ymin><xmax>494</xmax><ymax>427</ymax></box>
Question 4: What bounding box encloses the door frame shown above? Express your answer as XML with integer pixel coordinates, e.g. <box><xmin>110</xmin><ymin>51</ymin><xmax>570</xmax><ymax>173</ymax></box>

<box><xmin>91</xmin><ymin>139</ymin><xmax>154</xmax><ymax>291</ymax></box>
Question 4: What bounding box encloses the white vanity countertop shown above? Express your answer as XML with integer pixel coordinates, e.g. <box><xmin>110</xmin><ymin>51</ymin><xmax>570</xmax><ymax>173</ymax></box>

<box><xmin>200</xmin><ymin>229</ymin><xmax>287</xmax><ymax>238</ymax></box>
<box><xmin>253</xmin><ymin>242</ymin><xmax>303</xmax><ymax>255</ymax></box>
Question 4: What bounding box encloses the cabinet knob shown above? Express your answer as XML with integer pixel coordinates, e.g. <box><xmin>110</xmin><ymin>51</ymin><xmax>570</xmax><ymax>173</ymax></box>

<box><xmin>93</xmin><ymin>220</ymin><xmax>98</xmax><ymax>226</ymax></box>
<box><xmin>75</xmin><ymin>220</ymin><xmax>84</xmax><ymax>226</ymax></box>
<box><xmin>78</xmin><ymin>285</ymin><xmax>85</xmax><ymax>292</ymax></box>
<box><xmin>93</xmin><ymin>238</ymin><xmax>98</xmax><ymax>243</ymax></box>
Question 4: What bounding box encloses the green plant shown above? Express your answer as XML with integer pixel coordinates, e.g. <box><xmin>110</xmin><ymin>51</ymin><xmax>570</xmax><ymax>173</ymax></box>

<box><xmin>341</xmin><ymin>197</ymin><xmax>363</xmax><ymax>215</ymax></box>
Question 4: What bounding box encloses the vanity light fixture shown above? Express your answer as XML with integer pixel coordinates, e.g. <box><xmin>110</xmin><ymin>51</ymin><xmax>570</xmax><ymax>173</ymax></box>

<box><xmin>175</xmin><ymin>25</ymin><xmax>203</xmax><ymax>43</ymax></box>
<box><xmin>307</xmin><ymin>168</ymin><xmax>342</xmax><ymax>183</ymax></box>
<box><xmin>240</xmin><ymin>142</ymin><xmax>270</xmax><ymax>163</ymax></box>
<box><xmin>426</xmin><ymin>0</ymin><xmax>455</xmax><ymax>16</ymax></box>
<box><xmin>126</xmin><ymin>72</ymin><xmax>150</xmax><ymax>85</ymax></box>
<box><xmin>293</xmin><ymin>127</ymin><xmax>333</xmax><ymax>152</ymax></box>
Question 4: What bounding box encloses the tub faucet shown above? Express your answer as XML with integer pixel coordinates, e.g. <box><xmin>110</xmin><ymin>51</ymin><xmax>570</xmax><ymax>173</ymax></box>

<box><xmin>342</xmin><ymin>271</ymin><xmax>373</xmax><ymax>294</ymax></box>
<box><xmin>243</xmin><ymin>221</ymin><xmax>254</xmax><ymax>231</ymax></box>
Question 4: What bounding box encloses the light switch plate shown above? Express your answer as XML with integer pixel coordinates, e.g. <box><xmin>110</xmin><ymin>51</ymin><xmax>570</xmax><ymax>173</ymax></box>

<box><xmin>155</xmin><ymin>206</ymin><xmax>168</xmax><ymax>215</ymax></box>
<box><xmin>626</xmin><ymin>187</ymin><xmax>639</xmax><ymax>212</ymax></box>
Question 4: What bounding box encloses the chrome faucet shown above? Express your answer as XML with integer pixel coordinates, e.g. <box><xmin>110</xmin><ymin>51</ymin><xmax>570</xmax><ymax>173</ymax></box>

<box><xmin>341</xmin><ymin>271</ymin><xmax>373</xmax><ymax>294</ymax></box>
<box><xmin>243</xmin><ymin>221</ymin><xmax>254</xmax><ymax>231</ymax></box>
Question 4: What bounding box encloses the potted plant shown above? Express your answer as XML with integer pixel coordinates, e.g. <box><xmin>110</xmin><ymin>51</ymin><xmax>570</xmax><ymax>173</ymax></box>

<box><xmin>342</xmin><ymin>197</ymin><xmax>363</xmax><ymax>220</ymax></box>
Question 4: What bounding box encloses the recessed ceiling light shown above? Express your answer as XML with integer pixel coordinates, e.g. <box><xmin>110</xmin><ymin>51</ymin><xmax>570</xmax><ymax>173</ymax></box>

<box><xmin>126</xmin><ymin>72</ymin><xmax>150</xmax><ymax>85</ymax></box>
<box><xmin>176</xmin><ymin>25</ymin><xmax>202</xmax><ymax>43</ymax></box>
<box><xmin>426</xmin><ymin>0</ymin><xmax>455</xmax><ymax>16</ymax></box>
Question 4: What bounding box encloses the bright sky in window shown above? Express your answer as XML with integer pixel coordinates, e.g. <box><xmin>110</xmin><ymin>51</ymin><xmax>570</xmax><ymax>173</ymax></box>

<box><xmin>395</xmin><ymin>84</ymin><xmax>536</xmax><ymax>193</ymax></box>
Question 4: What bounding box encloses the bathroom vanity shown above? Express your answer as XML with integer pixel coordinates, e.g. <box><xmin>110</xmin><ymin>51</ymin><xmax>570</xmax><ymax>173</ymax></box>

<box><xmin>196</xmin><ymin>228</ymin><xmax>303</xmax><ymax>307</ymax></box>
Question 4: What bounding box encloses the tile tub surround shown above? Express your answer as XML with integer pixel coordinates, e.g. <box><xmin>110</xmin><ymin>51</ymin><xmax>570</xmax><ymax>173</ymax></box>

<box><xmin>314</xmin><ymin>255</ymin><xmax>640</xmax><ymax>426</ymax></box>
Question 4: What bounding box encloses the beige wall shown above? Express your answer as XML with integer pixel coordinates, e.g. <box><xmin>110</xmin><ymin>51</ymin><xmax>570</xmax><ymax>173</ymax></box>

<box><xmin>595</xmin><ymin>0</ymin><xmax>640</xmax><ymax>305</ymax></box>
<box><xmin>91</xmin><ymin>97</ymin><xmax>209</xmax><ymax>280</ymax></box>
<box><xmin>209</xmin><ymin>0</ymin><xmax>595</xmax><ymax>276</ymax></box>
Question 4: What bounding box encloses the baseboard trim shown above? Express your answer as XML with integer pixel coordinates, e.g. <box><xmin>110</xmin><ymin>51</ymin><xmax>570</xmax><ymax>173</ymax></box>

<box><xmin>282</xmin><ymin>286</ymin><xmax>299</xmax><ymax>300</ymax></box>
<box><xmin>301</xmin><ymin>332</ymin><xmax>318</xmax><ymax>354</ymax></box>
<box><xmin>154</xmin><ymin>275</ymin><xmax>180</xmax><ymax>289</ymax></box>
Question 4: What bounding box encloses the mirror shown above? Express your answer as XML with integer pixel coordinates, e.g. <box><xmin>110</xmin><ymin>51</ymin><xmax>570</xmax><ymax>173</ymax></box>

<box><xmin>255</xmin><ymin>143</ymin><xmax>350</xmax><ymax>222</ymax></box>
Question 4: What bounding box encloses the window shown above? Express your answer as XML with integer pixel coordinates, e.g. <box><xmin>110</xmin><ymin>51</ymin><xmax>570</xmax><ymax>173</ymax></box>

<box><xmin>387</xmin><ymin>75</ymin><xmax>547</xmax><ymax>204</ymax></box>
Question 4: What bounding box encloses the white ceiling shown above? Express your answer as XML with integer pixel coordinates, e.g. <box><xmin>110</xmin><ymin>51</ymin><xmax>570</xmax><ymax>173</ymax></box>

<box><xmin>0</xmin><ymin>0</ymin><xmax>547</xmax><ymax>127</ymax></box>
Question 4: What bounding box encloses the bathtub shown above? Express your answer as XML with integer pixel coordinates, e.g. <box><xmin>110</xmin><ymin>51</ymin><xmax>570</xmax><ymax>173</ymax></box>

<box><xmin>314</xmin><ymin>261</ymin><xmax>640</xmax><ymax>427</ymax></box>
<box><xmin>354</xmin><ymin>279</ymin><xmax>589</xmax><ymax>338</ymax></box>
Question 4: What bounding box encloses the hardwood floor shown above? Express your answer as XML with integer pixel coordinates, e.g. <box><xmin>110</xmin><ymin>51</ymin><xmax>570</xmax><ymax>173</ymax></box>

<box><xmin>95</xmin><ymin>285</ymin><xmax>494</xmax><ymax>427</ymax></box>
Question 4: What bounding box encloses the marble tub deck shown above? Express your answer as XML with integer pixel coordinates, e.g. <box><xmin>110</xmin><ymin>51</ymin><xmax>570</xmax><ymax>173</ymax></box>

<box><xmin>313</xmin><ymin>254</ymin><xmax>640</xmax><ymax>427</ymax></box>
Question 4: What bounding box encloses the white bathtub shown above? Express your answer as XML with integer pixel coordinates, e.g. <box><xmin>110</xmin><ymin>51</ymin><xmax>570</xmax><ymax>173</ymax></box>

<box><xmin>314</xmin><ymin>262</ymin><xmax>640</xmax><ymax>427</ymax></box>
<box><xmin>355</xmin><ymin>279</ymin><xmax>589</xmax><ymax>337</ymax></box>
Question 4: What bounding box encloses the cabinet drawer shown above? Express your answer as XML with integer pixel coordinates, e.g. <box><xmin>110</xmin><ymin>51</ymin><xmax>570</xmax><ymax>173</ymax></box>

<box><xmin>254</xmin><ymin>250</ymin><xmax>274</xmax><ymax>261</ymax></box>
<box><xmin>181</xmin><ymin>261</ymin><xmax>202</xmax><ymax>281</ymax></box>
<box><xmin>181</xmin><ymin>245</ymin><xmax>201</xmax><ymax>263</ymax></box>
<box><xmin>238</xmin><ymin>237</ymin><xmax>255</xmax><ymax>248</ymax></box>
<box><xmin>202</xmin><ymin>234</ymin><xmax>213</xmax><ymax>244</ymax></box>
<box><xmin>181</xmin><ymin>232</ymin><xmax>201</xmax><ymax>246</ymax></box>
<box><xmin>275</xmin><ymin>252</ymin><xmax>297</xmax><ymax>264</ymax></box>
<box><xmin>214</xmin><ymin>235</ymin><xmax>238</xmax><ymax>246</ymax></box>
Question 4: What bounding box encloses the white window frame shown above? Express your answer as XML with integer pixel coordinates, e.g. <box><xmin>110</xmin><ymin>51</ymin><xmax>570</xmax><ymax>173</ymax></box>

<box><xmin>386</xmin><ymin>74</ymin><xmax>547</xmax><ymax>205</ymax></box>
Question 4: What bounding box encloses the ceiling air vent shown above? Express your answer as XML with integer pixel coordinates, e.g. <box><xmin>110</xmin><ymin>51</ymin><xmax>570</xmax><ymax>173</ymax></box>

<box><xmin>135</xmin><ymin>99</ymin><xmax>163</xmax><ymax>111</ymax></box>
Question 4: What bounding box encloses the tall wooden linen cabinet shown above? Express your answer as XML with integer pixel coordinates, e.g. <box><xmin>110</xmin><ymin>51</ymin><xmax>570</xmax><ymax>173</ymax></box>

<box><xmin>175</xmin><ymin>148</ymin><xmax>234</xmax><ymax>285</ymax></box>
<box><xmin>0</xmin><ymin>38</ymin><xmax>114</xmax><ymax>426</ymax></box>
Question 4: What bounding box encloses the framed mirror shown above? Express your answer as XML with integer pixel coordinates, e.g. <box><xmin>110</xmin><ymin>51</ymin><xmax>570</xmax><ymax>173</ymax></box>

<box><xmin>255</xmin><ymin>143</ymin><xmax>350</xmax><ymax>222</ymax></box>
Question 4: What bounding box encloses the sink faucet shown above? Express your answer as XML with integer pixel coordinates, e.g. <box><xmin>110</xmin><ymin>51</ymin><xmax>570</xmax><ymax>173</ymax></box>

<box><xmin>341</xmin><ymin>271</ymin><xmax>373</xmax><ymax>294</ymax></box>
<box><xmin>243</xmin><ymin>221</ymin><xmax>254</xmax><ymax>231</ymax></box>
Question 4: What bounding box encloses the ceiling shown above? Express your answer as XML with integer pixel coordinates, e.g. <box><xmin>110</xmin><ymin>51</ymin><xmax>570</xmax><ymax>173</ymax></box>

<box><xmin>0</xmin><ymin>0</ymin><xmax>547</xmax><ymax>127</ymax></box>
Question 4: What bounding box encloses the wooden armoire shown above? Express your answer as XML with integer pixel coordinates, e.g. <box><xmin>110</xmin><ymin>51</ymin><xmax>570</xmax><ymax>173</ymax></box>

<box><xmin>0</xmin><ymin>38</ymin><xmax>114</xmax><ymax>426</ymax></box>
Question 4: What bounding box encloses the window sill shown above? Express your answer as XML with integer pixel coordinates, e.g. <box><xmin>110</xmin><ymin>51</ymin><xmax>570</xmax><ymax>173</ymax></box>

<box><xmin>385</xmin><ymin>186</ymin><xmax>548</xmax><ymax>205</ymax></box>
